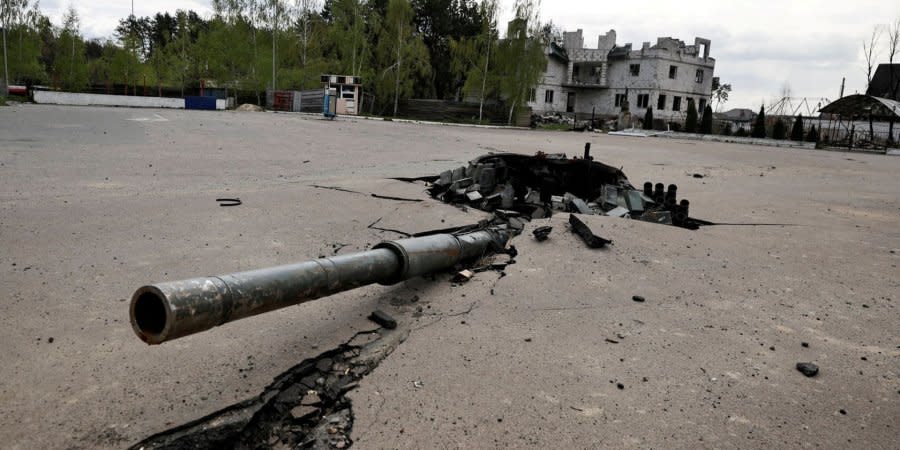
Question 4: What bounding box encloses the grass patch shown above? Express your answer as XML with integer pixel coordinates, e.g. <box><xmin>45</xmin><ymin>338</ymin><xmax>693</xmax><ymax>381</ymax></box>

<box><xmin>536</xmin><ymin>123</ymin><xmax>573</xmax><ymax>131</ymax></box>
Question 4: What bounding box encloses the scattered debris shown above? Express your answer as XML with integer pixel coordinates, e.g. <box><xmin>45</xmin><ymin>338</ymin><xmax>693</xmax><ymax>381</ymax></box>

<box><xmin>532</xmin><ymin>226</ymin><xmax>553</xmax><ymax>241</ymax></box>
<box><xmin>568</xmin><ymin>214</ymin><xmax>612</xmax><ymax>249</ymax></box>
<box><xmin>370</xmin><ymin>193</ymin><xmax>423</xmax><ymax>202</ymax></box>
<box><xmin>796</xmin><ymin>362</ymin><xmax>819</xmax><ymax>377</ymax></box>
<box><xmin>452</xmin><ymin>269</ymin><xmax>475</xmax><ymax>283</ymax></box>
<box><xmin>632</xmin><ymin>295</ymin><xmax>645</xmax><ymax>303</ymax></box>
<box><xmin>368</xmin><ymin>310</ymin><xmax>397</xmax><ymax>330</ymax></box>
<box><xmin>423</xmin><ymin>149</ymin><xmax>707</xmax><ymax>229</ymax></box>
<box><xmin>309</xmin><ymin>185</ymin><xmax>362</xmax><ymax>194</ymax></box>
<box><xmin>215</xmin><ymin>198</ymin><xmax>242</xmax><ymax>207</ymax></box>
<box><xmin>692</xmin><ymin>173</ymin><xmax>705</xmax><ymax>178</ymax></box>
<box><xmin>801</xmin><ymin>342</ymin><xmax>809</xmax><ymax>348</ymax></box>
<box><xmin>605</xmin><ymin>338</ymin><xmax>619</xmax><ymax>344</ymax></box>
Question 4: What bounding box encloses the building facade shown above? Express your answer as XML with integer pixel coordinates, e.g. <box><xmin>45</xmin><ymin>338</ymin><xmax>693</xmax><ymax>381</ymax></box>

<box><xmin>527</xmin><ymin>29</ymin><xmax>716</xmax><ymax>122</ymax></box>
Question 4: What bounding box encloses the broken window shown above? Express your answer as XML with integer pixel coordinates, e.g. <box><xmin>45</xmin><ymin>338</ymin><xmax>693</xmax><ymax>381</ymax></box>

<box><xmin>657</xmin><ymin>94</ymin><xmax>667</xmax><ymax>110</ymax></box>
<box><xmin>673</xmin><ymin>96</ymin><xmax>682</xmax><ymax>111</ymax></box>
<box><xmin>637</xmin><ymin>94</ymin><xmax>649</xmax><ymax>108</ymax></box>
<box><xmin>695</xmin><ymin>69</ymin><xmax>704</xmax><ymax>83</ymax></box>
<box><xmin>528</xmin><ymin>88</ymin><xmax>536</xmax><ymax>102</ymax></box>
<box><xmin>630</xmin><ymin>64</ymin><xmax>640</xmax><ymax>76</ymax></box>
<box><xmin>698</xmin><ymin>98</ymin><xmax>707</xmax><ymax>111</ymax></box>
<box><xmin>544</xmin><ymin>89</ymin><xmax>554</xmax><ymax>103</ymax></box>
<box><xmin>614</xmin><ymin>93</ymin><xmax>627</xmax><ymax>107</ymax></box>
<box><xmin>669</xmin><ymin>65</ymin><xmax>678</xmax><ymax>79</ymax></box>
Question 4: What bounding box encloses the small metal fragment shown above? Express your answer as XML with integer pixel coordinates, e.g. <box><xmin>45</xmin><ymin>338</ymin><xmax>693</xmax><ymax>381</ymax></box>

<box><xmin>532</xmin><ymin>226</ymin><xmax>553</xmax><ymax>241</ymax></box>
<box><xmin>568</xmin><ymin>214</ymin><xmax>612</xmax><ymax>249</ymax></box>
<box><xmin>368</xmin><ymin>310</ymin><xmax>397</xmax><ymax>329</ymax></box>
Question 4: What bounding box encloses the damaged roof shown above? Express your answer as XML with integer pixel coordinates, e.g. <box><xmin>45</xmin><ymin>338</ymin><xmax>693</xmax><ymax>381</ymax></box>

<box><xmin>818</xmin><ymin>94</ymin><xmax>900</xmax><ymax>120</ymax></box>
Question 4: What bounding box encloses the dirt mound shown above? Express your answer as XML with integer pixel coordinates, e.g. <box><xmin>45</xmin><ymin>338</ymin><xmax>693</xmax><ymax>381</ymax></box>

<box><xmin>235</xmin><ymin>103</ymin><xmax>264</xmax><ymax>112</ymax></box>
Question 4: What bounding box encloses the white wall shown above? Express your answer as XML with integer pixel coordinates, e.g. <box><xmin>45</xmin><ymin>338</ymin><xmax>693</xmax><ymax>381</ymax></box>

<box><xmin>33</xmin><ymin>91</ymin><xmax>228</xmax><ymax>110</ymax></box>
<box><xmin>528</xmin><ymin>58</ymin><xmax>570</xmax><ymax>114</ymax></box>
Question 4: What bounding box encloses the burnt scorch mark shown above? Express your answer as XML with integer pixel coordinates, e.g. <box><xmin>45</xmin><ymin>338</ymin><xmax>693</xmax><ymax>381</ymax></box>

<box><xmin>129</xmin><ymin>328</ymin><xmax>408</xmax><ymax>450</ymax></box>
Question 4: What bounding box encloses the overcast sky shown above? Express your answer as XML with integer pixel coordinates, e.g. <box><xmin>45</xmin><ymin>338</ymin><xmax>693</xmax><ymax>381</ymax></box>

<box><xmin>37</xmin><ymin>0</ymin><xmax>900</xmax><ymax>110</ymax></box>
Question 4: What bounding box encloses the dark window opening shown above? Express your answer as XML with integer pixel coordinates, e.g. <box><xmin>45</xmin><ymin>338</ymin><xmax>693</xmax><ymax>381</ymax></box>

<box><xmin>630</xmin><ymin>64</ymin><xmax>640</xmax><ymax>76</ymax></box>
<box><xmin>544</xmin><ymin>89</ymin><xmax>554</xmax><ymax>103</ymax></box>
<box><xmin>673</xmin><ymin>96</ymin><xmax>682</xmax><ymax>111</ymax></box>
<box><xmin>695</xmin><ymin>69</ymin><xmax>704</xmax><ymax>83</ymax></box>
<box><xmin>657</xmin><ymin>94</ymin><xmax>667</xmax><ymax>110</ymax></box>
<box><xmin>637</xmin><ymin>94</ymin><xmax>649</xmax><ymax>108</ymax></box>
<box><xmin>669</xmin><ymin>65</ymin><xmax>678</xmax><ymax>79</ymax></box>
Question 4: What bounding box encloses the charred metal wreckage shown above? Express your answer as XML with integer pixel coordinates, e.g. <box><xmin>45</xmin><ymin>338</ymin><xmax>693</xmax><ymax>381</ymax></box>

<box><xmin>128</xmin><ymin>146</ymin><xmax>706</xmax><ymax>448</ymax></box>
<box><xmin>428</xmin><ymin>145</ymin><xmax>707</xmax><ymax>230</ymax></box>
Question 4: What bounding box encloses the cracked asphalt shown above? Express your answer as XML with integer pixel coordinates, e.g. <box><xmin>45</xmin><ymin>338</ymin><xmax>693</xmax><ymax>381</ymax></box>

<box><xmin>1</xmin><ymin>104</ymin><xmax>898</xmax><ymax>448</ymax></box>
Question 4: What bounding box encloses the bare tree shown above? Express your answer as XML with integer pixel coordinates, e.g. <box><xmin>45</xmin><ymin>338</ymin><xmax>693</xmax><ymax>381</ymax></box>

<box><xmin>887</xmin><ymin>17</ymin><xmax>899</xmax><ymax>99</ymax></box>
<box><xmin>862</xmin><ymin>26</ymin><xmax>881</xmax><ymax>90</ymax></box>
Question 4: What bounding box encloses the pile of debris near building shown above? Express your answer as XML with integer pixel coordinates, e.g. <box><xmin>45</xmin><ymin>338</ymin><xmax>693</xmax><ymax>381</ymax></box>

<box><xmin>428</xmin><ymin>147</ymin><xmax>705</xmax><ymax>230</ymax></box>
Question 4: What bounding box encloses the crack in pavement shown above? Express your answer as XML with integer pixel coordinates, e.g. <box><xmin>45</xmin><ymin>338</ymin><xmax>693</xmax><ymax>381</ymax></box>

<box><xmin>129</xmin><ymin>327</ymin><xmax>409</xmax><ymax>450</ymax></box>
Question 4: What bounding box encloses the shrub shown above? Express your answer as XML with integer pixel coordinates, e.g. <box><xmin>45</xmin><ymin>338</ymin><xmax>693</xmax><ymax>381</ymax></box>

<box><xmin>699</xmin><ymin>105</ymin><xmax>713</xmax><ymax>134</ymax></box>
<box><xmin>734</xmin><ymin>126</ymin><xmax>749</xmax><ymax>137</ymax></box>
<box><xmin>751</xmin><ymin>105</ymin><xmax>767</xmax><ymax>138</ymax></box>
<box><xmin>772</xmin><ymin>119</ymin><xmax>787</xmax><ymax>140</ymax></box>
<box><xmin>643</xmin><ymin>107</ymin><xmax>654</xmax><ymax>130</ymax></box>
<box><xmin>790</xmin><ymin>114</ymin><xmax>805</xmax><ymax>141</ymax></box>
<box><xmin>684</xmin><ymin>99</ymin><xmax>698</xmax><ymax>133</ymax></box>
<box><xmin>721</xmin><ymin>122</ymin><xmax>733</xmax><ymax>136</ymax></box>
<box><xmin>805</xmin><ymin>125</ymin><xmax>819</xmax><ymax>143</ymax></box>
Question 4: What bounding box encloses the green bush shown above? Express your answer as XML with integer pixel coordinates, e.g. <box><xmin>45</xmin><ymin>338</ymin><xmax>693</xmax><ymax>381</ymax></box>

<box><xmin>734</xmin><ymin>126</ymin><xmax>749</xmax><ymax>137</ymax></box>
<box><xmin>751</xmin><ymin>105</ymin><xmax>767</xmax><ymax>138</ymax></box>
<box><xmin>721</xmin><ymin>122</ymin><xmax>733</xmax><ymax>136</ymax></box>
<box><xmin>699</xmin><ymin>105</ymin><xmax>713</xmax><ymax>134</ymax></box>
<box><xmin>772</xmin><ymin>119</ymin><xmax>787</xmax><ymax>140</ymax></box>
<box><xmin>790</xmin><ymin>114</ymin><xmax>805</xmax><ymax>141</ymax></box>
<box><xmin>805</xmin><ymin>125</ymin><xmax>819</xmax><ymax>143</ymax></box>
<box><xmin>643</xmin><ymin>107</ymin><xmax>654</xmax><ymax>130</ymax></box>
<box><xmin>684</xmin><ymin>99</ymin><xmax>698</xmax><ymax>133</ymax></box>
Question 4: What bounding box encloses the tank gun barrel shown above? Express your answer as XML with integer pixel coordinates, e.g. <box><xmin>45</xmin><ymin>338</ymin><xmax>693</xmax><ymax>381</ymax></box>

<box><xmin>130</xmin><ymin>229</ymin><xmax>507</xmax><ymax>344</ymax></box>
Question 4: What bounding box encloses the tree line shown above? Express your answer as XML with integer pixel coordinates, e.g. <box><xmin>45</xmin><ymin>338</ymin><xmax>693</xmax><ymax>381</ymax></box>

<box><xmin>1</xmin><ymin>0</ymin><xmax>547</xmax><ymax>119</ymax></box>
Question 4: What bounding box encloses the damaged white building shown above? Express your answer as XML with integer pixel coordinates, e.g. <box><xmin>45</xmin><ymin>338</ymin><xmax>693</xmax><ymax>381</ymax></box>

<box><xmin>528</xmin><ymin>29</ymin><xmax>716</xmax><ymax>122</ymax></box>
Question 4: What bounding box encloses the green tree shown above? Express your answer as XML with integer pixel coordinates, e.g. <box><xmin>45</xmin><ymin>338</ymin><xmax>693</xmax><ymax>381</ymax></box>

<box><xmin>449</xmin><ymin>0</ymin><xmax>498</xmax><ymax>121</ymax></box>
<box><xmin>699</xmin><ymin>104</ymin><xmax>713</xmax><ymax>134</ymax></box>
<box><xmin>410</xmin><ymin>0</ymin><xmax>483</xmax><ymax>99</ymax></box>
<box><xmin>734</xmin><ymin>126</ymin><xmax>748</xmax><ymax>137</ymax></box>
<box><xmin>53</xmin><ymin>4</ymin><xmax>88</xmax><ymax>90</ymax></box>
<box><xmin>494</xmin><ymin>0</ymin><xmax>545</xmax><ymax>125</ymax></box>
<box><xmin>375</xmin><ymin>0</ymin><xmax>430</xmax><ymax>115</ymax></box>
<box><xmin>684</xmin><ymin>98</ymin><xmax>698</xmax><ymax>132</ymax></box>
<box><xmin>790</xmin><ymin>114</ymin><xmax>804</xmax><ymax>141</ymax></box>
<box><xmin>772</xmin><ymin>118</ymin><xmax>787</xmax><ymax>140</ymax></box>
<box><xmin>643</xmin><ymin>106</ymin><xmax>653</xmax><ymax>130</ymax></box>
<box><xmin>751</xmin><ymin>105</ymin><xmax>767</xmax><ymax>138</ymax></box>
<box><xmin>327</xmin><ymin>0</ymin><xmax>370</xmax><ymax>77</ymax></box>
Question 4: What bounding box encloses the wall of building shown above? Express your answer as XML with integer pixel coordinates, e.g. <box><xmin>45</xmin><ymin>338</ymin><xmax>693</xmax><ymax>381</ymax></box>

<box><xmin>33</xmin><ymin>90</ymin><xmax>227</xmax><ymax>110</ymax></box>
<box><xmin>528</xmin><ymin>57</ymin><xmax>571</xmax><ymax>114</ymax></box>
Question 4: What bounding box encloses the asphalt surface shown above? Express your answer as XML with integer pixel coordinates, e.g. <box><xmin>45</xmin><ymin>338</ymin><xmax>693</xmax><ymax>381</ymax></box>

<box><xmin>0</xmin><ymin>104</ymin><xmax>898</xmax><ymax>449</ymax></box>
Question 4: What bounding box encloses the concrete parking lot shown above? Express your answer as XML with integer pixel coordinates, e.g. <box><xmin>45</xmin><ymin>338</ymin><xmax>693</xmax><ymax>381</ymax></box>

<box><xmin>1</xmin><ymin>104</ymin><xmax>898</xmax><ymax>448</ymax></box>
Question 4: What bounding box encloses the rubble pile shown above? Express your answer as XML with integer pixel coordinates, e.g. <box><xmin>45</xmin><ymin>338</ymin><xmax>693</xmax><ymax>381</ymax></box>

<box><xmin>429</xmin><ymin>148</ymin><xmax>706</xmax><ymax>229</ymax></box>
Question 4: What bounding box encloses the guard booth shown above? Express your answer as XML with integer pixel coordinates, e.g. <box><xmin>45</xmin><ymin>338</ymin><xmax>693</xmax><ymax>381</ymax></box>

<box><xmin>321</xmin><ymin>75</ymin><xmax>362</xmax><ymax>116</ymax></box>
